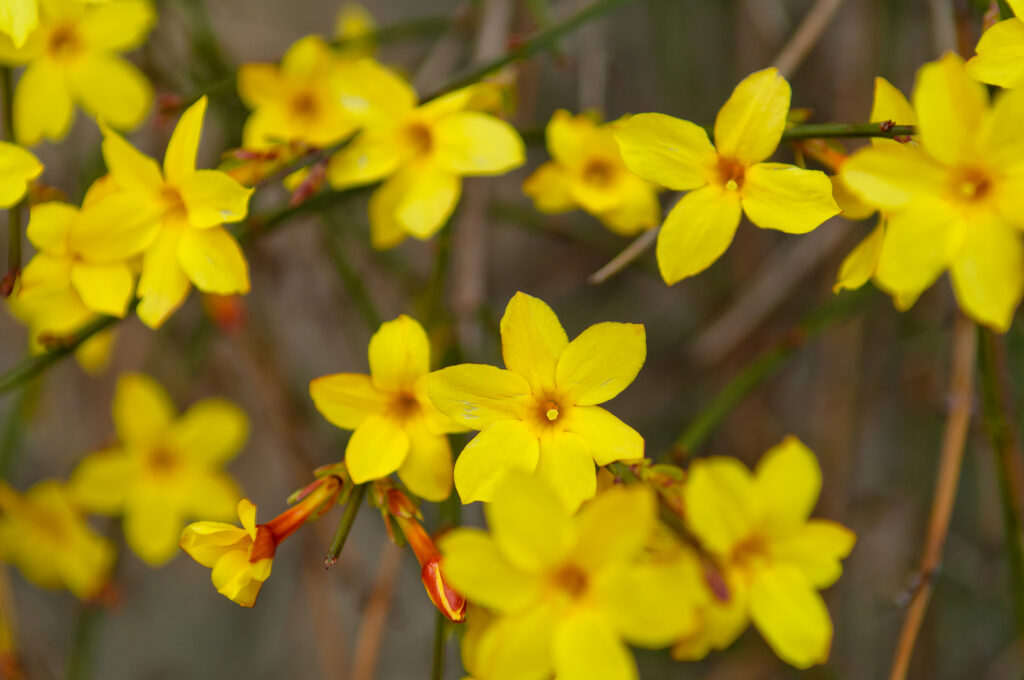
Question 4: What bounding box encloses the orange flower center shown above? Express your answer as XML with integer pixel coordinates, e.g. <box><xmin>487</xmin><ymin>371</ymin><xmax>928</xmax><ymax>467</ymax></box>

<box><xmin>730</xmin><ymin>533</ymin><xmax>769</xmax><ymax>572</ymax></box>
<box><xmin>552</xmin><ymin>564</ymin><xmax>588</xmax><ymax>599</ymax></box>
<box><xmin>951</xmin><ymin>166</ymin><xmax>993</xmax><ymax>203</ymax></box>
<box><xmin>540</xmin><ymin>398</ymin><xmax>560</xmax><ymax>423</ymax></box>
<box><xmin>404</xmin><ymin>122</ymin><xmax>434</xmax><ymax>156</ymax></box>
<box><xmin>161</xmin><ymin>186</ymin><xmax>188</xmax><ymax>222</ymax></box>
<box><xmin>390</xmin><ymin>391</ymin><xmax>421</xmax><ymax>420</ymax></box>
<box><xmin>146</xmin><ymin>446</ymin><xmax>181</xmax><ymax>475</ymax></box>
<box><xmin>717</xmin><ymin>157</ymin><xmax>746</xmax><ymax>192</ymax></box>
<box><xmin>290</xmin><ymin>91</ymin><xmax>319</xmax><ymax>120</ymax></box>
<box><xmin>46</xmin><ymin>24</ymin><xmax>82</xmax><ymax>61</ymax></box>
<box><xmin>582</xmin><ymin>158</ymin><xmax>615</xmax><ymax>187</ymax></box>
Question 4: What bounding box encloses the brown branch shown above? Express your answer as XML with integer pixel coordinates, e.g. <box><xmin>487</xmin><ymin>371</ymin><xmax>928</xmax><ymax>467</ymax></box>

<box><xmin>771</xmin><ymin>0</ymin><xmax>846</xmax><ymax>77</ymax></box>
<box><xmin>350</xmin><ymin>541</ymin><xmax>403</xmax><ymax>680</ymax></box>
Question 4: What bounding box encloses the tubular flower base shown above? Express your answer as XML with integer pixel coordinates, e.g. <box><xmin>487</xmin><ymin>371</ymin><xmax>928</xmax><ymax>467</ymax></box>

<box><xmin>179</xmin><ymin>475</ymin><xmax>342</xmax><ymax>607</ymax></box>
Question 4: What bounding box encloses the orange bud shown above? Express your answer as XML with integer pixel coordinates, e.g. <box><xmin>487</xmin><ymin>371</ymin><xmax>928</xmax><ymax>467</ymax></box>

<box><xmin>392</xmin><ymin>513</ymin><xmax>467</xmax><ymax>623</ymax></box>
<box><xmin>203</xmin><ymin>294</ymin><xmax>246</xmax><ymax>333</ymax></box>
<box><xmin>261</xmin><ymin>475</ymin><xmax>343</xmax><ymax>554</ymax></box>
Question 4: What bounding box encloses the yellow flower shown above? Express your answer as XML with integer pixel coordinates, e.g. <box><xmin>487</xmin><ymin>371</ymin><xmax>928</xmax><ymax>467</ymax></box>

<box><xmin>840</xmin><ymin>54</ymin><xmax>1024</xmax><ymax>331</ymax></box>
<box><xmin>522</xmin><ymin>110</ymin><xmax>660</xmax><ymax>237</ymax></box>
<box><xmin>69</xmin><ymin>373</ymin><xmax>247</xmax><ymax>566</ymax></box>
<box><xmin>179</xmin><ymin>475</ymin><xmax>342</xmax><ymax>607</ymax></box>
<box><xmin>310</xmin><ymin>315</ymin><xmax>465</xmax><ymax>501</ymax></box>
<box><xmin>429</xmin><ymin>292</ymin><xmax>646</xmax><ymax>510</ymax></box>
<box><xmin>615</xmin><ymin>68</ymin><xmax>839</xmax><ymax>284</ymax></box>
<box><xmin>0</xmin><ymin>0</ymin><xmax>154</xmax><ymax>145</ymax></box>
<box><xmin>6</xmin><ymin>291</ymin><xmax>115</xmax><ymax>372</ymax></box>
<box><xmin>91</xmin><ymin>95</ymin><xmax>254</xmax><ymax>328</ymax></box>
<box><xmin>966</xmin><ymin>0</ymin><xmax>1024</xmax><ymax>89</ymax></box>
<box><xmin>327</xmin><ymin>69</ymin><xmax>524</xmax><ymax>249</ymax></box>
<box><xmin>0</xmin><ymin>480</ymin><xmax>114</xmax><ymax>599</ymax></box>
<box><xmin>237</xmin><ymin>35</ymin><xmax>359</xmax><ymax>150</ymax></box>
<box><xmin>681</xmin><ymin>437</ymin><xmax>855</xmax><ymax>668</ymax></box>
<box><xmin>0</xmin><ymin>141</ymin><xmax>41</xmax><ymax>206</ymax></box>
<box><xmin>334</xmin><ymin>3</ymin><xmax>375</xmax><ymax>58</ymax></box>
<box><xmin>441</xmin><ymin>474</ymin><xmax>697</xmax><ymax>680</ymax></box>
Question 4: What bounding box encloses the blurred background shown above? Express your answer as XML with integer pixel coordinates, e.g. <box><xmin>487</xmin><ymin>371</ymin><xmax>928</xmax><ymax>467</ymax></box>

<box><xmin>1</xmin><ymin>0</ymin><xmax>1019</xmax><ymax>678</ymax></box>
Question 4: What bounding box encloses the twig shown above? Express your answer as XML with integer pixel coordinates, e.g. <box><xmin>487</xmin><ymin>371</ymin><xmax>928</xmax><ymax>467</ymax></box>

<box><xmin>771</xmin><ymin>0</ymin><xmax>846</xmax><ymax>78</ymax></box>
<box><xmin>430</xmin><ymin>610</ymin><xmax>446</xmax><ymax>680</ymax></box>
<box><xmin>66</xmin><ymin>604</ymin><xmax>102</xmax><ymax>680</ymax></box>
<box><xmin>889</xmin><ymin>313</ymin><xmax>977</xmax><ymax>680</ymax></box>
<box><xmin>350</xmin><ymin>541</ymin><xmax>403</xmax><ymax>680</ymax></box>
<box><xmin>588</xmin><ymin>227</ymin><xmax>659</xmax><ymax>284</ymax></box>
<box><xmin>326</xmin><ymin>483</ymin><xmax>368</xmax><ymax>567</ymax></box>
<box><xmin>318</xmin><ymin>213</ymin><xmax>383</xmax><ymax>331</ymax></box>
<box><xmin>2</xmin><ymin>67</ymin><xmax>22</xmax><ymax>298</ymax></box>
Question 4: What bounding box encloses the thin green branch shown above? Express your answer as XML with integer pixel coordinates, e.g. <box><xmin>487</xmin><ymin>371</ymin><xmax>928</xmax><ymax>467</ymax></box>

<box><xmin>318</xmin><ymin>212</ymin><xmax>383</xmax><ymax>331</ymax></box>
<box><xmin>782</xmin><ymin>122</ymin><xmax>915</xmax><ymax>140</ymax></box>
<box><xmin>670</xmin><ymin>287</ymin><xmax>875</xmax><ymax>458</ymax></box>
<box><xmin>325</xmin><ymin>483</ymin><xmax>368</xmax><ymax>567</ymax></box>
<box><xmin>66</xmin><ymin>604</ymin><xmax>102</xmax><ymax>680</ymax></box>
<box><xmin>430</xmin><ymin>610</ymin><xmax>446</xmax><ymax>680</ymax></box>
<box><xmin>2</xmin><ymin>66</ymin><xmax>21</xmax><ymax>297</ymax></box>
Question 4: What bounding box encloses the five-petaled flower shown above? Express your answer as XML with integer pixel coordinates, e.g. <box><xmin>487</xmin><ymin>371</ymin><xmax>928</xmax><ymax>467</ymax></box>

<box><xmin>429</xmin><ymin>292</ymin><xmax>646</xmax><ymax>510</ymax></box>
<box><xmin>680</xmin><ymin>436</ymin><xmax>855</xmax><ymax>668</ymax></box>
<box><xmin>615</xmin><ymin>67</ymin><xmax>839</xmax><ymax>284</ymax></box>
<box><xmin>69</xmin><ymin>373</ymin><xmax>247</xmax><ymax>566</ymax></box>
<box><xmin>522</xmin><ymin>110</ymin><xmax>661</xmax><ymax>236</ymax></box>
<box><xmin>310</xmin><ymin>315</ymin><xmax>466</xmax><ymax>502</ymax></box>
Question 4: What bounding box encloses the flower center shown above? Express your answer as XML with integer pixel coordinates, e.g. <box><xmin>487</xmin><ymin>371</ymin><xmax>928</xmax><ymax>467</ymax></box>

<box><xmin>717</xmin><ymin>157</ymin><xmax>745</xmax><ymax>192</ymax></box>
<box><xmin>46</xmin><ymin>23</ymin><xmax>82</xmax><ymax>61</ymax></box>
<box><xmin>541</xmin><ymin>399</ymin><xmax>560</xmax><ymax>422</ymax></box>
<box><xmin>730</xmin><ymin>534</ymin><xmax>769</xmax><ymax>572</ymax></box>
<box><xmin>582</xmin><ymin>158</ymin><xmax>615</xmax><ymax>187</ymax></box>
<box><xmin>552</xmin><ymin>564</ymin><xmax>588</xmax><ymax>599</ymax></box>
<box><xmin>404</xmin><ymin>122</ymin><xmax>434</xmax><ymax>156</ymax></box>
<box><xmin>290</xmin><ymin>91</ymin><xmax>319</xmax><ymax>120</ymax></box>
<box><xmin>160</xmin><ymin>186</ymin><xmax>188</xmax><ymax>222</ymax></box>
<box><xmin>951</xmin><ymin>167</ymin><xmax>993</xmax><ymax>203</ymax></box>
<box><xmin>390</xmin><ymin>391</ymin><xmax>421</xmax><ymax>420</ymax></box>
<box><xmin>147</xmin><ymin>446</ymin><xmax>180</xmax><ymax>475</ymax></box>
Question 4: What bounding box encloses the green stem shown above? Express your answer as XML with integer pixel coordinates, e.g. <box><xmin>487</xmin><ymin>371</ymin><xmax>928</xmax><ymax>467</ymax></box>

<box><xmin>430</xmin><ymin>610</ymin><xmax>446</xmax><ymax>680</ymax></box>
<box><xmin>670</xmin><ymin>287</ymin><xmax>875</xmax><ymax>458</ymax></box>
<box><xmin>66</xmin><ymin>604</ymin><xmax>102</xmax><ymax>680</ymax></box>
<box><xmin>977</xmin><ymin>327</ymin><xmax>1024</xmax><ymax>632</ymax></box>
<box><xmin>325</xmin><ymin>483</ymin><xmax>368</xmax><ymax>566</ymax></box>
<box><xmin>318</xmin><ymin>213</ymin><xmax>382</xmax><ymax>331</ymax></box>
<box><xmin>333</xmin><ymin>15</ymin><xmax>451</xmax><ymax>50</ymax></box>
<box><xmin>2</xmin><ymin>66</ymin><xmax>21</xmax><ymax>295</ymax></box>
<box><xmin>427</xmin><ymin>0</ymin><xmax>633</xmax><ymax>98</ymax></box>
<box><xmin>781</xmin><ymin>122</ymin><xmax>915</xmax><ymax>140</ymax></box>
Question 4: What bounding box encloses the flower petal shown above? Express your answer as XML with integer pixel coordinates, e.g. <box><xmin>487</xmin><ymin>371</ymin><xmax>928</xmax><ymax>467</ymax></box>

<box><xmin>101</xmin><ymin>127</ymin><xmax>163</xmax><ymax>193</ymax></box>
<box><xmin>834</xmin><ymin>223</ymin><xmax>884</xmax><ymax>293</ymax></box>
<box><xmin>428</xmin><ymin>364</ymin><xmax>531</xmax><ymax>430</ymax></box>
<box><xmin>714</xmin><ymin>67</ymin><xmax>790</xmax><ymax>166</ymax></box>
<box><xmin>982</xmin><ymin>86</ymin><xmax>1024</xmax><ymax>179</ymax></box>
<box><xmin>474</xmin><ymin>606</ymin><xmax>557</xmax><ymax>680</ymax></box>
<box><xmin>754</xmin><ymin>436</ymin><xmax>822</xmax><ymax>535</ymax></box>
<box><xmin>180</xmin><ymin>471</ymin><xmax>241</xmax><ymax>521</ymax></box>
<box><xmin>682</xmin><ymin>456</ymin><xmax>759</xmax><ymax>557</ymax></box>
<box><xmin>454</xmin><ymin>420</ymin><xmax>540</xmax><ymax>504</ymax></box>
<box><xmin>534</xmin><ymin>430</ymin><xmax>596</xmax><ymax>512</ymax></box>
<box><xmin>573</xmin><ymin>484</ymin><xmax>654</xmax><ymax>570</ymax></box>
<box><xmin>367</xmin><ymin>172</ymin><xmax>410</xmax><ymax>250</ymax></box>
<box><xmin>70</xmin><ymin>54</ymin><xmax>152</xmax><ymax>131</ymax></box>
<box><xmin>439</xmin><ymin>528</ymin><xmax>539</xmax><ymax>611</ymax></box>
<box><xmin>0</xmin><ymin>0</ymin><xmax>36</xmax><ymax>48</ymax></box>
<box><xmin>0</xmin><ymin>141</ymin><xmax>41</xmax><ymax>208</ymax></box>
<box><xmin>178</xmin><ymin>170</ymin><xmax>253</xmax><ymax>228</ymax></box>
<box><xmin>839</xmin><ymin>143</ymin><xmax>946</xmax><ymax>212</ymax></box>
<box><xmin>394</xmin><ymin>168</ymin><xmax>461</xmax><ymax>240</ymax></box>
<box><xmin>368</xmin><ymin>314</ymin><xmax>430</xmax><ymax>392</ymax></box>
<box><xmin>113</xmin><ymin>373</ymin><xmax>175</xmax><ymax>447</ymax></box>
<box><xmin>433</xmin><ymin>111</ymin><xmax>525</xmax><ymax>175</ymax></box>
<box><xmin>614</xmin><ymin>112</ymin><xmax>716</xmax><ymax>191</ymax></box>
<box><xmin>749</xmin><ymin>565</ymin><xmax>833</xmax><ymax>669</ymax></box>
<box><xmin>17</xmin><ymin>253</ymin><xmax>71</xmax><ymax>300</ymax></box>
<box><xmin>310</xmin><ymin>373</ymin><xmax>387</xmax><ymax>430</ymax></box>
<box><xmin>565</xmin><ymin>406</ymin><xmax>643</xmax><ymax>466</ymax></box>
<box><xmin>500</xmin><ymin>291</ymin><xmax>568</xmax><ymax>395</ymax></box>
<box><xmin>966</xmin><ymin>18</ymin><xmax>1024</xmax><ymax>89</ymax></box>
<box><xmin>77</xmin><ymin>0</ymin><xmax>155</xmax><ymax>51</ymax></box>
<box><xmin>950</xmin><ymin>215</ymin><xmax>1024</xmax><ymax>333</ymax></box>
<box><xmin>344</xmin><ymin>413</ymin><xmax>409</xmax><ymax>483</ymax></box>
<box><xmin>552</xmin><ymin>611</ymin><xmax>638</xmax><ymax>680</ymax></box>
<box><xmin>914</xmin><ymin>53</ymin><xmax>988</xmax><ymax>166</ymax></box>
<box><xmin>741</xmin><ymin>163</ymin><xmax>839</xmax><ymax>234</ymax></box>
<box><xmin>25</xmin><ymin>201</ymin><xmax>74</xmax><ymax>254</ymax></box>
<box><xmin>236</xmin><ymin>63</ymin><xmax>281</xmax><ymax>109</ymax></box>
<box><xmin>601</xmin><ymin>559</ymin><xmax>703</xmax><ymax>647</ymax></box>
<box><xmin>177</xmin><ymin>225</ymin><xmax>250</xmax><ymax>295</ymax></box>
<box><xmin>170</xmin><ymin>398</ymin><xmax>249</xmax><ymax>465</ymax></box>
<box><xmin>485</xmin><ymin>469</ymin><xmax>574</xmax><ymax>571</ymax></box>
<box><xmin>555</xmin><ymin>322</ymin><xmax>645</xmax><ymax>407</ymax></box>
<box><xmin>69</xmin><ymin>447</ymin><xmax>134</xmax><ymax>515</ymax></box>
<box><xmin>522</xmin><ymin>162</ymin><xmax>575</xmax><ymax>213</ymax></box>
<box><xmin>164</xmin><ymin>96</ymin><xmax>207</xmax><ymax>184</ymax></box>
<box><xmin>597</xmin><ymin>175</ymin><xmax>661</xmax><ymax>237</ymax></box>
<box><xmin>655</xmin><ymin>184</ymin><xmax>742</xmax><ymax>284</ymax></box>
<box><xmin>873</xmin><ymin>203</ymin><xmax>955</xmax><ymax>310</ymax></box>
<box><xmin>771</xmin><ymin>520</ymin><xmax>856</xmax><ymax>588</ymax></box>
<box><xmin>179</xmin><ymin>522</ymin><xmax>249</xmax><ymax>568</ymax></box>
<box><xmin>70</xmin><ymin>261</ymin><xmax>133</xmax><ymax>317</ymax></box>
<box><xmin>396</xmin><ymin>419</ymin><xmax>453</xmax><ymax>502</ymax></box>
<box><xmin>137</xmin><ymin>228</ymin><xmax>191</xmax><ymax>329</ymax></box>
<box><xmin>68</xmin><ymin>192</ymin><xmax>161</xmax><ymax>262</ymax></box>
<box><xmin>326</xmin><ymin>131</ymin><xmax>402</xmax><ymax>189</ymax></box>
<box><xmin>125</xmin><ymin>490</ymin><xmax>183</xmax><ymax>566</ymax></box>
<box><xmin>15</xmin><ymin>58</ymin><xmax>74</xmax><ymax>145</ymax></box>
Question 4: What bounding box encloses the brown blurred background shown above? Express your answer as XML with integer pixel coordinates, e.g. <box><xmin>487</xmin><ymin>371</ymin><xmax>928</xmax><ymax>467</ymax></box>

<box><xmin>1</xmin><ymin>0</ymin><xmax>1018</xmax><ymax>678</ymax></box>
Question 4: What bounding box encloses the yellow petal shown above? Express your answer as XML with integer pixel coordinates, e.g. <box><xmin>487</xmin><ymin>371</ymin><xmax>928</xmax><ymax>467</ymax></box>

<box><xmin>656</xmin><ymin>185</ymin><xmax>741</xmax><ymax>284</ymax></box>
<box><xmin>749</xmin><ymin>565</ymin><xmax>832</xmax><ymax>669</ymax></box>
<box><xmin>433</xmin><ymin>111</ymin><xmax>524</xmax><ymax>175</ymax></box>
<box><xmin>164</xmin><ymin>96</ymin><xmax>207</xmax><ymax>184</ymax></box>
<box><xmin>326</xmin><ymin>131</ymin><xmax>402</xmax><ymax>190</ymax></box>
<box><xmin>179</xmin><ymin>170</ymin><xmax>253</xmax><ymax>228</ymax></box>
<box><xmin>137</xmin><ymin>228</ymin><xmax>191</xmax><ymax>329</ymax></box>
<box><xmin>534</xmin><ymin>430</ymin><xmax>595</xmax><ymax>511</ymax></box>
<box><xmin>394</xmin><ymin>168</ymin><xmax>461</xmax><ymax>240</ymax></box>
<box><xmin>573</xmin><ymin>484</ymin><xmax>654</xmax><ymax>570</ymax></box>
<box><xmin>564</xmin><ymin>406</ymin><xmax>643</xmax><ymax>466</ymax></box>
<box><xmin>125</xmin><ymin>490</ymin><xmax>182</xmax><ymax>566</ymax></box>
<box><xmin>69</xmin><ymin>447</ymin><xmax>133</xmax><ymax>514</ymax></box>
<box><xmin>714</xmin><ymin>67</ymin><xmax>790</xmax><ymax>166</ymax></box>
<box><xmin>614</xmin><ymin>112</ymin><xmax>716</xmax><ymax>191</ymax></box>
<box><xmin>428</xmin><ymin>364</ymin><xmax>531</xmax><ymax>430</ymax></box>
<box><xmin>368</xmin><ymin>314</ymin><xmax>430</xmax><ymax>392</ymax></box>
<box><xmin>335</xmin><ymin>3</ymin><xmax>376</xmax><ymax>56</ymax></box>
<box><xmin>474</xmin><ymin>606</ymin><xmax>557</xmax><ymax>680</ymax></box>
<box><xmin>834</xmin><ymin>223</ymin><xmax>884</xmax><ymax>293</ymax></box>
<box><xmin>368</xmin><ymin>173</ymin><xmax>410</xmax><ymax>250</ymax></box>
<box><xmin>344</xmin><ymin>413</ymin><xmax>409</xmax><ymax>483</ymax></box>
<box><xmin>78</xmin><ymin>0</ymin><xmax>154</xmax><ymax>50</ymax></box>
<box><xmin>500</xmin><ymin>291</ymin><xmax>568</xmax><ymax>395</ymax></box>
<box><xmin>771</xmin><ymin>520</ymin><xmax>856</xmax><ymax>588</ymax></box>
<box><xmin>982</xmin><ymin>86</ymin><xmax>1024</xmax><ymax>178</ymax></box>
<box><xmin>170</xmin><ymin>398</ymin><xmax>249</xmax><ymax>465</ymax></box>
<box><xmin>546</xmin><ymin>109</ymin><xmax>591</xmax><ymax>163</ymax></box>
<box><xmin>113</xmin><ymin>373</ymin><xmax>175</xmax><ymax>446</ymax></box>
<box><xmin>396</xmin><ymin>419</ymin><xmax>452</xmax><ymax>502</ymax></box>
<box><xmin>100</xmin><ymin>126</ymin><xmax>163</xmax><ymax>193</ymax></box>
<box><xmin>555</xmin><ymin>322</ymin><xmax>645</xmax><ymax>407</ymax></box>
<box><xmin>333</xmin><ymin>57</ymin><xmax>417</xmax><ymax>123</ymax></box>
<box><xmin>454</xmin><ymin>420</ymin><xmax>540</xmax><ymax>504</ymax></box>
<box><xmin>870</xmin><ymin>76</ymin><xmax>916</xmax><ymax>152</ymax></box>
<box><xmin>15</xmin><ymin>59</ymin><xmax>73</xmax><ymax>145</ymax></box>
<box><xmin>238</xmin><ymin>498</ymin><xmax>257</xmax><ymax>539</ymax></box>
<box><xmin>522</xmin><ymin>162</ymin><xmax>575</xmax><ymax>214</ymax></box>
<box><xmin>25</xmin><ymin>201</ymin><xmax>74</xmax><ymax>254</ymax></box>
<box><xmin>754</xmin><ymin>436</ymin><xmax>822</xmax><ymax>535</ymax></box>
<box><xmin>439</xmin><ymin>528</ymin><xmax>539</xmax><ymax>611</ymax></box>
<box><xmin>177</xmin><ymin>225</ymin><xmax>250</xmax><ymax>294</ymax></box>
<box><xmin>0</xmin><ymin>141</ymin><xmax>41</xmax><ymax>207</ymax></box>
<box><xmin>950</xmin><ymin>216</ymin><xmax>1024</xmax><ymax>333</ymax></box>
<box><xmin>741</xmin><ymin>163</ymin><xmax>839</xmax><ymax>234</ymax></box>
<box><xmin>415</xmin><ymin>374</ymin><xmax>468</xmax><ymax>435</ymax></box>
<box><xmin>486</xmin><ymin>470</ymin><xmax>574</xmax><ymax>571</ymax></box>
<box><xmin>70</xmin><ymin>261</ymin><xmax>133</xmax><ymax>317</ymax></box>
<box><xmin>180</xmin><ymin>471</ymin><xmax>240</xmax><ymax>521</ymax></box>
<box><xmin>70</xmin><ymin>54</ymin><xmax>152</xmax><ymax>131</ymax></box>
<box><xmin>873</xmin><ymin>203</ymin><xmax>955</xmax><ymax>310</ymax></box>
<box><xmin>0</xmin><ymin>0</ymin><xmax>37</xmax><ymax>48</ymax></box>
<box><xmin>552</xmin><ymin>612</ymin><xmax>638</xmax><ymax>680</ymax></box>
<box><xmin>597</xmin><ymin>175</ymin><xmax>661</xmax><ymax>236</ymax></box>
<box><xmin>211</xmin><ymin>548</ymin><xmax>266</xmax><ymax>607</ymax></box>
<box><xmin>601</xmin><ymin>558</ymin><xmax>703</xmax><ymax>647</ymax></box>
<box><xmin>68</xmin><ymin>192</ymin><xmax>161</xmax><ymax>262</ymax></box>
<box><xmin>179</xmin><ymin>522</ymin><xmax>249</xmax><ymax>568</ymax></box>
<box><xmin>839</xmin><ymin>143</ymin><xmax>946</xmax><ymax>212</ymax></box>
<box><xmin>682</xmin><ymin>456</ymin><xmax>758</xmax><ymax>556</ymax></box>
<box><xmin>236</xmin><ymin>63</ymin><xmax>281</xmax><ymax>109</ymax></box>
<box><xmin>966</xmin><ymin>18</ymin><xmax>1024</xmax><ymax>89</ymax></box>
<box><xmin>913</xmin><ymin>53</ymin><xmax>987</xmax><ymax>167</ymax></box>
<box><xmin>310</xmin><ymin>373</ymin><xmax>387</xmax><ymax>430</ymax></box>
<box><xmin>74</xmin><ymin>327</ymin><xmax>115</xmax><ymax>375</ymax></box>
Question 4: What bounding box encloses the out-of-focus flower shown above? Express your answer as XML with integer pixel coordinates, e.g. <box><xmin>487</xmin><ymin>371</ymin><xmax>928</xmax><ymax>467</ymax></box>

<box><xmin>335</xmin><ymin>3</ymin><xmax>375</xmax><ymax>58</ymax></box>
<box><xmin>840</xmin><ymin>54</ymin><xmax>1024</xmax><ymax>331</ymax></box>
<box><xmin>430</xmin><ymin>292</ymin><xmax>645</xmax><ymax>510</ymax></box>
<box><xmin>681</xmin><ymin>436</ymin><xmax>855</xmax><ymax>668</ymax></box>
<box><xmin>179</xmin><ymin>475</ymin><xmax>342</xmax><ymax>607</ymax></box>
<box><xmin>0</xmin><ymin>141</ymin><xmax>41</xmax><ymax>206</ymax></box>
<box><xmin>615</xmin><ymin>68</ymin><xmax>839</xmax><ymax>284</ymax></box>
<box><xmin>311</xmin><ymin>315</ymin><xmax>465</xmax><ymax>501</ymax></box>
<box><xmin>0</xmin><ymin>480</ymin><xmax>114</xmax><ymax>599</ymax></box>
<box><xmin>91</xmin><ymin>95</ymin><xmax>253</xmax><ymax>328</ymax></box>
<box><xmin>0</xmin><ymin>0</ymin><xmax>154</xmax><ymax>145</ymax></box>
<box><xmin>326</xmin><ymin>68</ymin><xmax>524</xmax><ymax>249</ymax></box>
<box><xmin>441</xmin><ymin>474</ymin><xmax>698</xmax><ymax>680</ymax></box>
<box><xmin>522</xmin><ymin>110</ymin><xmax>661</xmax><ymax>236</ymax></box>
<box><xmin>966</xmin><ymin>0</ymin><xmax>1024</xmax><ymax>89</ymax></box>
<box><xmin>69</xmin><ymin>373</ymin><xmax>247</xmax><ymax>566</ymax></box>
